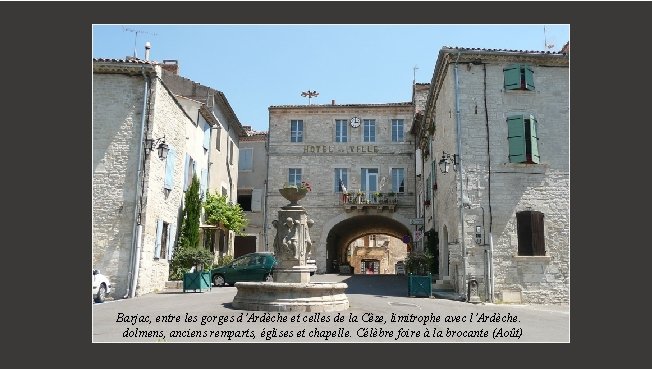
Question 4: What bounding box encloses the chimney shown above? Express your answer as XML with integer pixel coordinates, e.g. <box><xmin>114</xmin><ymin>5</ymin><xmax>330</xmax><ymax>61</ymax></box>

<box><xmin>144</xmin><ymin>42</ymin><xmax>151</xmax><ymax>61</ymax></box>
<box><xmin>331</xmin><ymin>100</ymin><xmax>335</xmax><ymax>105</ymax></box>
<box><xmin>161</xmin><ymin>60</ymin><xmax>179</xmax><ymax>75</ymax></box>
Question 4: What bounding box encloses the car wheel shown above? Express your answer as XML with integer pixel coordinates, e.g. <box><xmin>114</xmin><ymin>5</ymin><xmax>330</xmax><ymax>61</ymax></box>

<box><xmin>95</xmin><ymin>284</ymin><xmax>106</xmax><ymax>303</ymax></box>
<box><xmin>213</xmin><ymin>274</ymin><xmax>225</xmax><ymax>287</ymax></box>
<box><xmin>264</xmin><ymin>274</ymin><xmax>273</xmax><ymax>282</ymax></box>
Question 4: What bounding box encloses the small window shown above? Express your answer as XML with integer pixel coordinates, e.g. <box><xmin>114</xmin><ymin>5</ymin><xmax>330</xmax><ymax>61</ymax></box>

<box><xmin>392</xmin><ymin>119</ymin><xmax>404</xmax><ymax>142</ymax></box>
<box><xmin>160</xmin><ymin>222</ymin><xmax>168</xmax><ymax>259</ymax></box>
<box><xmin>335</xmin><ymin>119</ymin><xmax>348</xmax><ymax>142</ymax></box>
<box><xmin>229</xmin><ymin>140</ymin><xmax>234</xmax><ymax>165</ymax></box>
<box><xmin>291</xmin><ymin>120</ymin><xmax>304</xmax><ymax>142</ymax></box>
<box><xmin>507</xmin><ymin>114</ymin><xmax>540</xmax><ymax>164</ymax></box>
<box><xmin>288</xmin><ymin>168</ymin><xmax>302</xmax><ymax>186</ymax></box>
<box><xmin>215</xmin><ymin>128</ymin><xmax>221</xmax><ymax>151</ymax></box>
<box><xmin>237</xmin><ymin>194</ymin><xmax>252</xmax><ymax>211</ymax></box>
<box><xmin>363</xmin><ymin>119</ymin><xmax>376</xmax><ymax>142</ymax></box>
<box><xmin>239</xmin><ymin>148</ymin><xmax>253</xmax><ymax>171</ymax></box>
<box><xmin>504</xmin><ymin>64</ymin><xmax>535</xmax><ymax>91</ymax></box>
<box><xmin>516</xmin><ymin>211</ymin><xmax>545</xmax><ymax>256</ymax></box>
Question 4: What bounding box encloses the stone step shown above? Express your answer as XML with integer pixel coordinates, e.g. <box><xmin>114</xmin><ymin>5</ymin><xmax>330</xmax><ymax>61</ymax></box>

<box><xmin>432</xmin><ymin>280</ymin><xmax>454</xmax><ymax>291</ymax></box>
<box><xmin>165</xmin><ymin>280</ymin><xmax>183</xmax><ymax>289</ymax></box>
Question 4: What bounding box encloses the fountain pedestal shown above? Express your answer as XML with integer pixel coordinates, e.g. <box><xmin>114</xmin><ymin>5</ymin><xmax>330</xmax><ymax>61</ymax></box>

<box><xmin>232</xmin><ymin>188</ymin><xmax>349</xmax><ymax>312</ymax></box>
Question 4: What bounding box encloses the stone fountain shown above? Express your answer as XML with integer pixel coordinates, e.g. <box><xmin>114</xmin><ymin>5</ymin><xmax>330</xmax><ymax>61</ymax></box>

<box><xmin>232</xmin><ymin>187</ymin><xmax>349</xmax><ymax>312</ymax></box>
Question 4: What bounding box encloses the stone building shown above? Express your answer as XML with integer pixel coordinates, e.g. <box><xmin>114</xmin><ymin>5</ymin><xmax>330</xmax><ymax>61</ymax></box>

<box><xmin>414</xmin><ymin>46</ymin><xmax>570</xmax><ymax>303</ymax></box>
<box><xmin>236</xmin><ymin>127</ymin><xmax>269</xmax><ymax>256</ymax></box>
<box><xmin>347</xmin><ymin>235</ymin><xmax>407</xmax><ymax>274</ymax></box>
<box><xmin>266</xmin><ymin>102</ymin><xmax>417</xmax><ymax>273</ymax></box>
<box><xmin>93</xmin><ymin>54</ymin><xmax>245</xmax><ymax>298</ymax></box>
<box><xmin>161</xmin><ymin>66</ymin><xmax>245</xmax><ymax>262</ymax></box>
<box><xmin>93</xmin><ymin>57</ymin><xmax>189</xmax><ymax>297</ymax></box>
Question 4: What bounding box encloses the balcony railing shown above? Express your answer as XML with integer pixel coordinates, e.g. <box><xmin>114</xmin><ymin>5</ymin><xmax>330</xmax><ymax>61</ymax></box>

<box><xmin>339</xmin><ymin>192</ymin><xmax>398</xmax><ymax>205</ymax></box>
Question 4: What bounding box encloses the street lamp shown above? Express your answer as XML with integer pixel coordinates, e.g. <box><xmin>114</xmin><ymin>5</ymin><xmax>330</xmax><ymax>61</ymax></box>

<box><xmin>145</xmin><ymin>136</ymin><xmax>169</xmax><ymax>159</ymax></box>
<box><xmin>301</xmin><ymin>90</ymin><xmax>319</xmax><ymax>105</ymax></box>
<box><xmin>438</xmin><ymin>151</ymin><xmax>458</xmax><ymax>173</ymax></box>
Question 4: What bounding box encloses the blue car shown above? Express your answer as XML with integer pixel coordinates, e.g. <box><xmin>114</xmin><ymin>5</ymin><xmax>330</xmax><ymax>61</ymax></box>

<box><xmin>211</xmin><ymin>252</ymin><xmax>277</xmax><ymax>287</ymax></box>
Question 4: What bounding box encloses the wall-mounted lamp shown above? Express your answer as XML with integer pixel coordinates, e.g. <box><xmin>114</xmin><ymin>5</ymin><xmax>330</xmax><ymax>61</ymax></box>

<box><xmin>438</xmin><ymin>151</ymin><xmax>458</xmax><ymax>174</ymax></box>
<box><xmin>145</xmin><ymin>136</ymin><xmax>169</xmax><ymax>159</ymax></box>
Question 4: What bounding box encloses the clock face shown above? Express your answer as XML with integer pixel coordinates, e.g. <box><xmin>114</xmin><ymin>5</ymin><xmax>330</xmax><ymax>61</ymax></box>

<box><xmin>350</xmin><ymin>117</ymin><xmax>361</xmax><ymax>128</ymax></box>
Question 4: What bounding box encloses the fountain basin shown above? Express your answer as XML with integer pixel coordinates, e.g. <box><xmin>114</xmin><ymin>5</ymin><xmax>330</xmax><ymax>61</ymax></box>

<box><xmin>232</xmin><ymin>282</ymin><xmax>349</xmax><ymax>312</ymax></box>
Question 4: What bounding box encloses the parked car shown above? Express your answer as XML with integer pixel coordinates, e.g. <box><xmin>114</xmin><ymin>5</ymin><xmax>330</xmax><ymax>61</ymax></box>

<box><xmin>92</xmin><ymin>269</ymin><xmax>111</xmax><ymax>303</ymax></box>
<box><xmin>211</xmin><ymin>252</ymin><xmax>277</xmax><ymax>287</ymax></box>
<box><xmin>307</xmin><ymin>259</ymin><xmax>317</xmax><ymax>276</ymax></box>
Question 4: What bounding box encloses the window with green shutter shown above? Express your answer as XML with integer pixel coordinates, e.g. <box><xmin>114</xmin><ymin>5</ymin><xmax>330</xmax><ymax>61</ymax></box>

<box><xmin>504</xmin><ymin>64</ymin><xmax>535</xmax><ymax>91</ymax></box>
<box><xmin>507</xmin><ymin>114</ymin><xmax>540</xmax><ymax>164</ymax></box>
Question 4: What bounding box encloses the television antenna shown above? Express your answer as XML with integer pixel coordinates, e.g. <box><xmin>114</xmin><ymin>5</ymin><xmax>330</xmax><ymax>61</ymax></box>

<box><xmin>413</xmin><ymin>65</ymin><xmax>419</xmax><ymax>85</ymax></box>
<box><xmin>122</xmin><ymin>26</ymin><xmax>158</xmax><ymax>58</ymax></box>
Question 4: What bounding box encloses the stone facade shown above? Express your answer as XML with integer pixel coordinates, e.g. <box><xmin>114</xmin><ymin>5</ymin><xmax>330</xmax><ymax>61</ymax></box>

<box><xmin>417</xmin><ymin>48</ymin><xmax>570</xmax><ymax>303</ymax></box>
<box><xmin>267</xmin><ymin>104</ymin><xmax>417</xmax><ymax>273</ymax></box>
<box><xmin>348</xmin><ymin>235</ymin><xmax>407</xmax><ymax>274</ymax></box>
<box><xmin>93</xmin><ymin>60</ymin><xmax>189</xmax><ymax>297</ymax></box>
<box><xmin>93</xmin><ymin>58</ymin><xmax>245</xmax><ymax>298</ymax></box>
<box><xmin>237</xmin><ymin>129</ymin><xmax>268</xmax><ymax>254</ymax></box>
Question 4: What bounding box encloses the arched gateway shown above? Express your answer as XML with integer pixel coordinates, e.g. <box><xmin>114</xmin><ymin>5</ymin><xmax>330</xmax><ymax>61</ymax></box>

<box><xmin>320</xmin><ymin>213</ymin><xmax>412</xmax><ymax>273</ymax></box>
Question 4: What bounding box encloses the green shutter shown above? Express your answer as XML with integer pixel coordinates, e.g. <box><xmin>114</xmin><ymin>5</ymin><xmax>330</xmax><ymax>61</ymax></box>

<box><xmin>527</xmin><ymin>115</ymin><xmax>540</xmax><ymax>163</ymax></box>
<box><xmin>507</xmin><ymin>115</ymin><xmax>526</xmax><ymax>163</ymax></box>
<box><xmin>504</xmin><ymin>64</ymin><xmax>521</xmax><ymax>90</ymax></box>
<box><xmin>523</xmin><ymin>65</ymin><xmax>535</xmax><ymax>90</ymax></box>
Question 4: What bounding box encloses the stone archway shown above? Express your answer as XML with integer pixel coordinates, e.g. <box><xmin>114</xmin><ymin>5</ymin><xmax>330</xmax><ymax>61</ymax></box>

<box><xmin>321</xmin><ymin>213</ymin><xmax>412</xmax><ymax>274</ymax></box>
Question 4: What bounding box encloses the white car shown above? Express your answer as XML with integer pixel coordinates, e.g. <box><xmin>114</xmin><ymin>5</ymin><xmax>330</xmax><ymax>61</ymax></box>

<box><xmin>92</xmin><ymin>269</ymin><xmax>111</xmax><ymax>303</ymax></box>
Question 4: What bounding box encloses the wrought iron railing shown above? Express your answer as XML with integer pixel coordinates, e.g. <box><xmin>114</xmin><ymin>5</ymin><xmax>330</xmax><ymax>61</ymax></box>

<box><xmin>338</xmin><ymin>191</ymin><xmax>399</xmax><ymax>205</ymax></box>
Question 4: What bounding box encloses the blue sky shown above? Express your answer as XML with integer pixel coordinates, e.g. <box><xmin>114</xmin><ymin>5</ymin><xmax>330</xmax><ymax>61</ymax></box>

<box><xmin>93</xmin><ymin>25</ymin><xmax>569</xmax><ymax>132</ymax></box>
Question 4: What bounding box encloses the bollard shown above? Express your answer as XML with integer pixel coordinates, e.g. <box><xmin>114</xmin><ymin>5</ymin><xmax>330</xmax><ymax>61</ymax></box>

<box><xmin>467</xmin><ymin>276</ymin><xmax>481</xmax><ymax>303</ymax></box>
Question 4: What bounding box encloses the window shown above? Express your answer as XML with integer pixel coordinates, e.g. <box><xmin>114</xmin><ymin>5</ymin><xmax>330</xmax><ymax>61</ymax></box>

<box><xmin>239</xmin><ymin>148</ymin><xmax>253</xmax><ymax>171</ymax></box>
<box><xmin>391</xmin><ymin>168</ymin><xmax>405</xmax><ymax>193</ymax></box>
<box><xmin>155</xmin><ymin>220</ymin><xmax>169</xmax><ymax>259</ymax></box>
<box><xmin>288</xmin><ymin>168</ymin><xmax>302</xmax><ymax>186</ymax></box>
<box><xmin>334</xmin><ymin>168</ymin><xmax>348</xmax><ymax>192</ymax></box>
<box><xmin>229</xmin><ymin>140</ymin><xmax>234</xmax><ymax>165</ymax></box>
<box><xmin>215</xmin><ymin>127</ymin><xmax>221</xmax><ymax>151</ymax></box>
<box><xmin>203</xmin><ymin>122</ymin><xmax>210</xmax><ymax>150</ymax></box>
<box><xmin>516</xmin><ymin>211</ymin><xmax>545</xmax><ymax>256</ymax></box>
<box><xmin>392</xmin><ymin>119</ymin><xmax>404</xmax><ymax>142</ymax></box>
<box><xmin>504</xmin><ymin>64</ymin><xmax>535</xmax><ymax>91</ymax></box>
<box><xmin>507</xmin><ymin>114</ymin><xmax>540</xmax><ymax>164</ymax></box>
<box><xmin>204</xmin><ymin>229</ymin><xmax>216</xmax><ymax>253</ymax></box>
<box><xmin>361</xmin><ymin>168</ymin><xmax>379</xmax><ymax>198</ymax></box>
<box><xmin>291</xmin><ymin>120</ymin><xmax>304</xmax><ymax>142</ymax></box>
<box><xmin>237</xmin><ymin>194</ymin><xmax>252</xmax><ymax>211</ymax></box>
<box><xmin>335</xmin><ymin>119</ymin><xmax>348</xmax><ymax>142</ymax></box>
<box><xmin>363</xmin><ymin>119</ymin><xmax>376</xmax><ymax>142</ymax></box>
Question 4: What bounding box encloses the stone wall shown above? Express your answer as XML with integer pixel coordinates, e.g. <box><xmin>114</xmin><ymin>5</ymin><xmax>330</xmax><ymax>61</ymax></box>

<box><xmin>428</xmin><ymin>56</ymin><xmax>569</xmax><ymax>304</ymax></box>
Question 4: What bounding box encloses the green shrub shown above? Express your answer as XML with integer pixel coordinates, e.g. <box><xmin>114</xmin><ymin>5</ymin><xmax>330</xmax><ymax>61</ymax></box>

<box><xmin>168</xmin><ymin>247</ymin><xmax>214</xmax><ymax>280</ymax></box>
<box><xmin>405</xmin><ymin>251</ymin><xmax>434</xmax><ymax>275</ymax></box>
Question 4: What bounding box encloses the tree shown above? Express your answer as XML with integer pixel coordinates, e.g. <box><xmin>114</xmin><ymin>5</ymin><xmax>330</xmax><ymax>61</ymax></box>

<box><xmin>178</xmin><ymin>174</ymin><xmax>201</xmax><ymax>249</ymax></box>
<box><xmin>204</xmin><ymin>192</ymin><xmax>248</xmax><ymax>236</ymax></box>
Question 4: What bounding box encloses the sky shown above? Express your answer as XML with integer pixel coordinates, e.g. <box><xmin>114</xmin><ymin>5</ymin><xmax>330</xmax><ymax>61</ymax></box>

<box><xmin>92</xmin><ymin>25</ymin><xmax>569</xmax><ymax>133</ymax></box>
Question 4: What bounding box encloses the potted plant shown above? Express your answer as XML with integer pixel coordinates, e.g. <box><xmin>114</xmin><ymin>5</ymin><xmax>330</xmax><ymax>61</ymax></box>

<box><xmin>405</xmin><ymin>251</ymin><xmax>433</xmax><ymax>297</ymax></box>
<box><xmin>373</xmin><ymin>191</ymin><xmax>382</xmax><ymax>203</ymax></box>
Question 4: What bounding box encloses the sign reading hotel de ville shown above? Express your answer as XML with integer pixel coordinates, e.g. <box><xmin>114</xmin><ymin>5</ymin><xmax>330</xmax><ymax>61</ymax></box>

<box><xmin>304</xmin><ymin>145</ymin><xmax>379</xmax><ymax>154</ymax></box>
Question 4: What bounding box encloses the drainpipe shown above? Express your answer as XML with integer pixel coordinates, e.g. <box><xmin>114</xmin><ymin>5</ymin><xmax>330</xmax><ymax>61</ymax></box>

<box><xmin>264</xmin><ymin>122</ymin><xmax>270</xmax><ymax>252</ymax></box>
<box><xmin>453</xmin><ymin>53</ymin><xmax>468</xmax><ymax>298</ymax></box>
<box><xmin>125</xmin><ymin>67</ymin><xmax>150</xmax><ymax>298</ymax></box>
<box><xmin>483</xmin><ymin>62</ymin><xmax>495</xmax><ymax>303</ymax></box>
